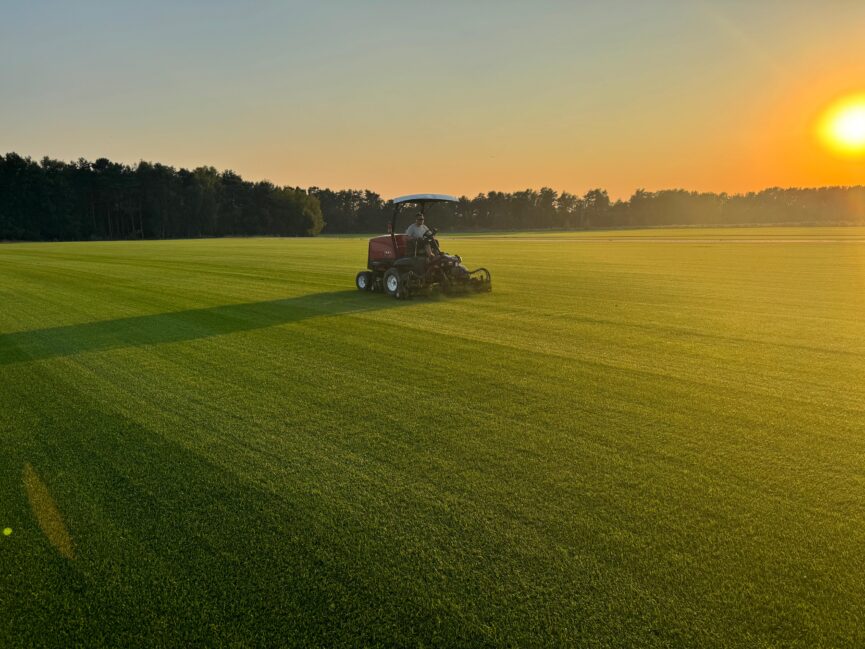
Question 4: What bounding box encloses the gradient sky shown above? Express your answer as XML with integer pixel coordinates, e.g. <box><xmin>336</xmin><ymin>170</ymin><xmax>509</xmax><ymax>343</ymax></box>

<box><xmin>2</xmin><ymin>0</ymin><xmax>865</xmax><ymax>199</ymax></box>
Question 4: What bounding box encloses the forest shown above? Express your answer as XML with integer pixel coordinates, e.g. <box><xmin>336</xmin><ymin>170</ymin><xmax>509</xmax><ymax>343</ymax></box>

<box><xmin>0</xmin><ymin>153</ymin><xmax>324</xmax><ymax>241</ymax></box>
<box><xmin>2</xmin><ymin>152</ymin><xmax>865</xmax><ymax>241</ymax></box>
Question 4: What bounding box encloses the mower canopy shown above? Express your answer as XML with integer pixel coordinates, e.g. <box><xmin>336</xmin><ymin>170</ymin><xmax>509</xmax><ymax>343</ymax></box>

<box><xmin>392</xmin><ymin>194</ymin><xmax>458</xmax><ymax>204</ymax></box>
<box><xmin>389</xmin><ymin>194</ymin><xmax>459</xmax><ymax>234</ymax></box>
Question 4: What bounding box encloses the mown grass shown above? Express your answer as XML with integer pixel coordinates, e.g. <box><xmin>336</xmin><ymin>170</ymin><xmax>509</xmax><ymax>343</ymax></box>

<box><xmin>2</xmin><ymin>229</ymin><xmax>865</xmax><ymax>647</ymax></box>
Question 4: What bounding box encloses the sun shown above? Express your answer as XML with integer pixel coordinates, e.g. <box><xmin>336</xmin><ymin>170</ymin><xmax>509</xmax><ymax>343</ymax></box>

<box><xmin>819</xmin><ymin>94</ymin><xmax>865</xmax><ymax>156</ymax></box>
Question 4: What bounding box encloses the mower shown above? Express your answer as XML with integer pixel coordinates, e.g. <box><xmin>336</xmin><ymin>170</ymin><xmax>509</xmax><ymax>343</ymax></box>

<box><xmin>354</xmin><ymin>194</ymin><xmax>492</xmax><ymax>299</ymax></box>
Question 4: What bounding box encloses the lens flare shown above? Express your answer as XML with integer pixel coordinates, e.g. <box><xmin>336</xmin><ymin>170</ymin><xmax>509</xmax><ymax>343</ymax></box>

<box><xmin>23</xmin><ymin>463</ymin><xmax>74</xmax><ymax>560</ymax></box>
<box><xmin>819</xmin><ymin>94</ymin><xmax>865</xmax><ymax>156</ymax></box>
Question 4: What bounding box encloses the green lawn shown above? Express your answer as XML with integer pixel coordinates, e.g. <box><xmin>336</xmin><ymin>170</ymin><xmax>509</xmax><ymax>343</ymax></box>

<box><xmin>2</xmin><ymin>230</ymin><xmax>865</xmax><ymax>647</ymax></box>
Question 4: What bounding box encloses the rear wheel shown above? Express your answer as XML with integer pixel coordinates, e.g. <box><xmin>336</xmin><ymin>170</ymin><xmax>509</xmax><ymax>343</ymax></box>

<box><xmin>384</xmin><ymin>268</ymin><xmax>404</xmax><ymax>298</ymax></box>
<box><xmin>355</xmin><ymin>271</ymin><xmax>373</xmax><ymax>291</ymax></box>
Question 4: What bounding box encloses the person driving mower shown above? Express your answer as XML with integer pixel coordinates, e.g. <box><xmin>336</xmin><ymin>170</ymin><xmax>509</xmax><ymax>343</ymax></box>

<box><xmin>405</xmin><ymin>213</ymin><xmax>435</xmax><ymax>258</ymax></box>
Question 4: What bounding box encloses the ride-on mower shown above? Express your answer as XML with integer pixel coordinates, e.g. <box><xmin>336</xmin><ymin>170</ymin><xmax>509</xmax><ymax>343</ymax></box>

<box><xmin>355</xmin><ymin>194</ymin><xmax>492</xmax><ymax>299</ymax></box>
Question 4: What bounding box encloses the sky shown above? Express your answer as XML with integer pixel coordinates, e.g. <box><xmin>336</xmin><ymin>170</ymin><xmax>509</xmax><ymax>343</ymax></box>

<box><xmin>2</xmin><ymin>0</ymin><xmax>865</xmax><ymax>199</ymax></box>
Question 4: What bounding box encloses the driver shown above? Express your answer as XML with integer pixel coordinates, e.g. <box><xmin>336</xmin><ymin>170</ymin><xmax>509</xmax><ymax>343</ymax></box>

<box><xmin>405</xmin><ymin>213</ymin><xmax>434</xmax><ymax>258</ymax></box>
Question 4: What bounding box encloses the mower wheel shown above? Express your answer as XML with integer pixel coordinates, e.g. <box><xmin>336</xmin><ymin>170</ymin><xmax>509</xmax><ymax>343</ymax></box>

<box><xmin>383</xmin><ymin>268</ymin><xmax>404</xmax><ymax>298</ymax></box>
<box><xmin>355</xmin><ymin>271</ymin><xmax>373</xmax><ymax>291</ymax></box>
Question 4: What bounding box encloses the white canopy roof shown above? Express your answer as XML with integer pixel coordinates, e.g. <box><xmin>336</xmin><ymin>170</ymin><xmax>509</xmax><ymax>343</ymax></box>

<box><xmin>392</xmin><ymin>193</ymin><xmax>458</xmax><ymax>205</ymax></box>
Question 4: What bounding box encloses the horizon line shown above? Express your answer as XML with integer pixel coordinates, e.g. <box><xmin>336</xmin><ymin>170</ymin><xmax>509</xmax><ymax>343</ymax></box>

<box><xmin>4</xmin><ymin>150</ymin><xmax>865</xmax><ymax>203</ymax></box>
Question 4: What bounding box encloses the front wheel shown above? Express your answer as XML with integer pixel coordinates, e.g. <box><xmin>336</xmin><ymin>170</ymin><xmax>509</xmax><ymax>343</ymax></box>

<box><xmin>383</xmin><ymin>268</ymin><xmax>405</xmax><ymax>299</ymax></box>
<box><xmin>355</xmin><ymin>271</ymin><xmax>373</xmax><ymax>291</ymax></box>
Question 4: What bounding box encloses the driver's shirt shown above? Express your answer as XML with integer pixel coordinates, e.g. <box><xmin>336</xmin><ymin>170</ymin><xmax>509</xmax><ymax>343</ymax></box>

<box><xmin>405</xmin><ymin>223</ymin><xmax>430</xmax><ymax>239</ymax></box>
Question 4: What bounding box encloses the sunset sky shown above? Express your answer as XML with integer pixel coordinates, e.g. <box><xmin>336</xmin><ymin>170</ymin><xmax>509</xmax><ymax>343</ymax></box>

<box><xmin>2</xmin><ymin>0</ymin><xmax>864</xmax><ymax>199</ymax></box>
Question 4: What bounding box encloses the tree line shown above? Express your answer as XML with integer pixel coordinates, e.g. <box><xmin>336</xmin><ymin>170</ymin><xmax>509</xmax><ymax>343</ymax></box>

<box><xmin>0</xmin><ymin>153</ymin><xmax>324</xmax><ymax>241</ymax></box>
<box><xmin>3</xmin><ymin>152</ymin><xmax>865</xmax><ymax>241</ymax></box>
<box><xmin>312</xmin><ymin>185</ymin><xmax>865</xmax><ymax>233</ymax></box>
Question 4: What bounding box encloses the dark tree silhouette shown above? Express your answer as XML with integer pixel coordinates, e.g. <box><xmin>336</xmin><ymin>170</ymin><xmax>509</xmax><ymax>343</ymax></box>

<box><xmin>2</xmin><ymin>152</ymin><xmax>865</xmax><ymax>241</ymax></box>
<box><xmin>0</xmin><ymin>154</ymin><xmax>323</xmax><ymax>241</ymax></box>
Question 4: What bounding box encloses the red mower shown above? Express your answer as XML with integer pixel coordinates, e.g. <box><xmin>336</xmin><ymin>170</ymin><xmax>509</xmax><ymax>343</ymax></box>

<box><xmin>355</xmin><ymin>194</ymin><xmax>492</xmax><ymax>299</ymax></box>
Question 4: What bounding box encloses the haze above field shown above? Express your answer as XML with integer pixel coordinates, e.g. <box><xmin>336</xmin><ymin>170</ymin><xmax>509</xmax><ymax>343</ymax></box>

<box><xmin>2</xmin><ymin>1</ymin><xmax>864</xmax><ymax>198</ymax></box>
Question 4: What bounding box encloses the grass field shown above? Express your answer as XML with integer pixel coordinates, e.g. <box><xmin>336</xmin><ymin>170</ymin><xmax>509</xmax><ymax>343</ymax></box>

<box><xmin>3</xmin><ymin>229</ymin><xmax>865</xmax><ymax>647</ymax></box>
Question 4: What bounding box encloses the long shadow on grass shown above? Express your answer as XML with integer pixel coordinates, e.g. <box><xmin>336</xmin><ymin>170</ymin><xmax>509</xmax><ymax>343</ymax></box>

<box><xmin>7</xmin><ymin>402</ymin><xmax>490</xmax><ymax>646</ymax></box>
<box><xmin>0</xmin><ymin>290</ymin><xmax>403</xmax><ymax>365</ymax></box>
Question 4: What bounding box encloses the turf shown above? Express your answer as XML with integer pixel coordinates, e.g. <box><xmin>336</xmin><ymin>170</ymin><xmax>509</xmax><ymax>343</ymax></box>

<box><xmin>2</xmin><ymin>229</ymin><xmax>865</xmax><ymax>647</ymax></box>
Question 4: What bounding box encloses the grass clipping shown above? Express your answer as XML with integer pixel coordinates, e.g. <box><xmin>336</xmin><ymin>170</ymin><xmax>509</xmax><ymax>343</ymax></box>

<box><xmin>23</xmin><ymin>463</ymin><xmax>75</xmax><ymax>560</ymax></box>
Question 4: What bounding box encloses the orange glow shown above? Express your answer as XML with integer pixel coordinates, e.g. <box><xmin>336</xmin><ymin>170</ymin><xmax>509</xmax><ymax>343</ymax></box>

<box><xmin>819</xmin><ymin>94</ymin><xmax>865</xmax><ymax>157</ymax></box>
